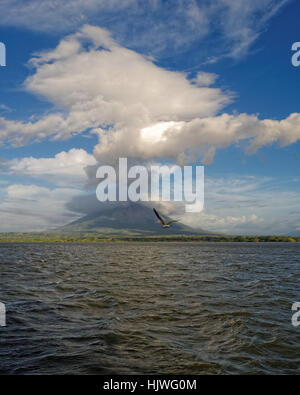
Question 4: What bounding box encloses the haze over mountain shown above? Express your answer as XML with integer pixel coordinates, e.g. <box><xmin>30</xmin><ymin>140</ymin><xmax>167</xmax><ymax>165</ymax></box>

<box><xmin>59</xmin><ymin>201</ymin><xmax>208</xmax><ymax>236</ymax></box>
<box><xmin>288</xmin><ymin>230</ymin><xmax>300</xmax><ymax>237</ymax></box>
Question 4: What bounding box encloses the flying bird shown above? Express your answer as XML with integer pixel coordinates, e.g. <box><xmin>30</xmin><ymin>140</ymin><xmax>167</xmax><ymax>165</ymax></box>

<box><xmin>153</xmin><ymin>208</ymin><xmax>179</xmax><ymax>228</ymax></box>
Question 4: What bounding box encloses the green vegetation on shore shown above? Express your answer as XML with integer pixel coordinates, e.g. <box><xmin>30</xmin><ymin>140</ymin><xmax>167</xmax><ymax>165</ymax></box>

<box><xmin>0</xmin><ymin>233</ymin><xmax>299</xmax><ymax>243</ymax></box>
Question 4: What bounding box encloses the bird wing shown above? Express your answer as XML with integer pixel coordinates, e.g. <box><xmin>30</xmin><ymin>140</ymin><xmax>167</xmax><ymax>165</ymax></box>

<box><xmin>166</xmin><ymin>219</ymin><xmax>179</xmax><ymax>225</ymax></box>
<box><xmin>153</xmin><ymin>208</ymin><xmax>165</xmax><ymax>225</ymax></box>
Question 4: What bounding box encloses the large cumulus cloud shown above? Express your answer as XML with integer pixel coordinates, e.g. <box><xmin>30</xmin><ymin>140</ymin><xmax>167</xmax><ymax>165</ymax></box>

<box><xmin>1</xmin><ymin>25</ymin><xmax>300</xmax><ymax>166</ymax></box>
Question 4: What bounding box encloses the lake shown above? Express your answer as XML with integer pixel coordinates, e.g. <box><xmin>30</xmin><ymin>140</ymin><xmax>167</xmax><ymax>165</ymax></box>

<box><xmin>0</xmin><ymin>242</ymin><xmax>300</xmax><ymax>374</ymax></box>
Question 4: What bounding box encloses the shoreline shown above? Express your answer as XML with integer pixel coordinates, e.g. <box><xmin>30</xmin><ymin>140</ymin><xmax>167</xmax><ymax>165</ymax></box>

<box><xmin>0</xmin><ymin>233</ymin><xmax>299</xmax><ymax>243</ymax></box>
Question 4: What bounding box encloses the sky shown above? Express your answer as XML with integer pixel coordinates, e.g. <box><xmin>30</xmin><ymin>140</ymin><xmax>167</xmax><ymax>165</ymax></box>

<box><xmin>0</xmin><ymin>0</ymin><xmax>300</xmax><ymax>235</ymax></box>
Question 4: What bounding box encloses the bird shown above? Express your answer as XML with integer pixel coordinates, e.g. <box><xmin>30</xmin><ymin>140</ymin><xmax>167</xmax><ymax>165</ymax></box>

<box><xmin>153</xmin><ymin>208</ymin><xmax>179</xmax><ymax>228</ymax></box>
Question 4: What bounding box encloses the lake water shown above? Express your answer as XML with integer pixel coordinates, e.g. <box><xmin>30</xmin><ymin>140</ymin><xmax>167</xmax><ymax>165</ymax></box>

<box><xmin>0</xmin><ymin>242</ymin><xmax>300</xmax><ymax>374</ymax></box>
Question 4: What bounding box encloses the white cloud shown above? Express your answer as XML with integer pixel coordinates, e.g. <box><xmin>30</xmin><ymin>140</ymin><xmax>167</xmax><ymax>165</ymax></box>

<box><xmin>0</xmin><ymin>148</ymin><xmax>97</xmax><ymax>231</ymax></box>
<box><xmin>0</xmin><ymin>26</ymin><xmax>300</xmax><ymax>163</ymax></box>
<box><xmin>0</xmin><ymin>0</ymin><xmax>135</xmax><ymax>33</ymax></box>
<box><xmin>128</xmin><ymin>174</ymin><xmax>300</xmax><ymax>235</ymax></box>
<box><xmin>193</xmin><ymin>72</ymin><xmax>218</xmax><ymax>87</ymax></box>
<box><xmin>0</xmin><ymin>25</ymin><xmax>229</xmax><ymax>152</ymax></box>
<box><xmin>0</xmin><ymin>0</ymin><xmax>287</xmax><ymax>61</ymax></box>
<box><xmin>188</xmin><ymin>212</ymin><xmax>264</xmax><ymax>233</ymax></box>
<box><xmin>0</xmin><ymin>184</ymin><xmax>83</xmax><ymax>231</ymax></box>
<box><xmin>94</xmin><ymin>112</ymin><xmax>300</xmax><ymax>165</ymax></box>
<box><xmin>178</xmin><ymin>176</ymin><xmax>300</xmax><ymax>234</ymax></box>
<box><xmin>0</xmin><ymin>104</ymin><xmax>11</xmax><ymax>113</ymax></box>
<box><xmin>1</xmin><ymin>25</ymin><xmax>300</xmax><ymax>166</ymax></box>
<box><xmin>213</xmin><ymin>0</ymin><xmax>289</xmax><ymax>59</ymax></box>
<box><xmin>8</xmin><ymin>148</ymin><xmax>96</xmax><ymax>186</ymax></box>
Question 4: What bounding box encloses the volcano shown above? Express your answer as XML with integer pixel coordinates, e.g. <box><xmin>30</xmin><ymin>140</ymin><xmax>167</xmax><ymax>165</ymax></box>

<box><xmin>59</xmin><ymin>202</ymin><xmax>207</xmax><ymax>236</ymax></box>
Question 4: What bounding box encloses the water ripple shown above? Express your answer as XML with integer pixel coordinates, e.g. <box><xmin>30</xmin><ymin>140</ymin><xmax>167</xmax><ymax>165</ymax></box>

<box><xmin>0</xmin><ymin>242</ymin><xmax>300</xmax><ymax>374</ymax></box>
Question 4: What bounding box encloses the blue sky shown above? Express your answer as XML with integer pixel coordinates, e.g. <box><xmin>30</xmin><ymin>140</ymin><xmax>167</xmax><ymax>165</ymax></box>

<box><xmin>0</xmin><ymin>0</ymin><xmax>300</xmax><ymax>234</ymax></box>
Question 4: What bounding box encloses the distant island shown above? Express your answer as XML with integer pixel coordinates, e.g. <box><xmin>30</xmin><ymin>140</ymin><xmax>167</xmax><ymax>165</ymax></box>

<box><xmin>0</xmin><ymin>233</ymin><xmax>299</xmax><ymax>243</ymax></box>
